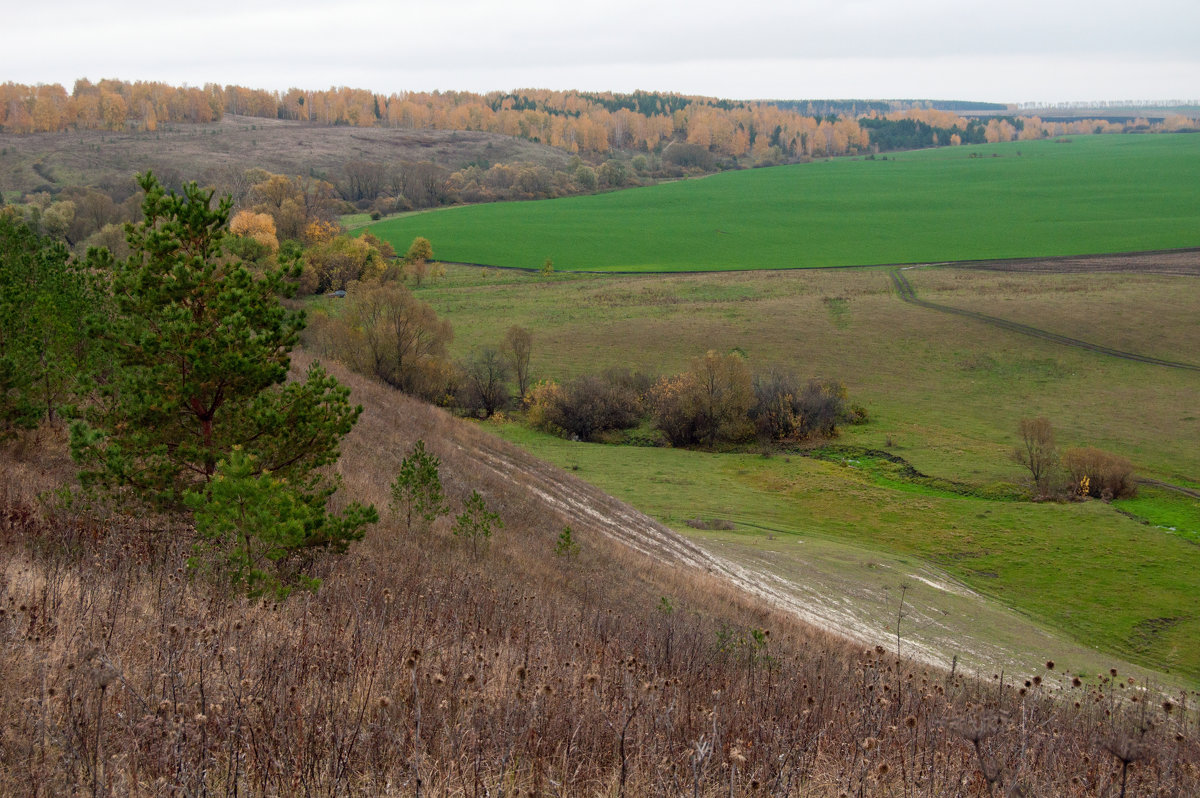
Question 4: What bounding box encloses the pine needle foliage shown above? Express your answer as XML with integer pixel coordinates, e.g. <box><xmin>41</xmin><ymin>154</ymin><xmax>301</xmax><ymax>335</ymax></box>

<box><xmin>389</xmin><ymin>439</ymin><xmax>449</xmax><ymax>530</ymax></box>
<box><xmin>452</xmin><ymin>489</ymin><xmax>502</xmax><ymax>558</ymax></box>
<box><xmin>70</xmin><ymin>172</ymin><xmax>361</xmax><ymax>510</ymax></box>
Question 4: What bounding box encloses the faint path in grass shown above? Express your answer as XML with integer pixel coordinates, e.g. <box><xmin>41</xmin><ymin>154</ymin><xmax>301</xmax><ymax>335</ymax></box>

<box><xmin>952</xmin><ymin>247</ymin><xmax>1200</xmax><ymax>277</ymax></box>
<box><xmin>1139</xmin><ymin>478</ymin><xmax>1200</xmax><ymax>499</ymax></box>
<box><xmin>889</xmin><ymin>267</ymin><xmax>1200</xmax><ymax>372</ymax></box>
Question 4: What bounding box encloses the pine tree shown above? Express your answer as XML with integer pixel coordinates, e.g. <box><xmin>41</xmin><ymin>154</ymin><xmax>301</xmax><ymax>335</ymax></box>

<box><xmin>0</xmin><ymin>212</ymin><xmax>101</xmax><ymax>436</ymax></box>
<box><xmin>389</xmin><ymin>439</ymin><xmax>449</xmax><ymax>530</ymax></box>
<box><xmin>184</xmin><ymin>449</ymin><xmax>376</xmax><ymax>597</ymax></box>
<box><xmin>70</xmin><ymin>173</ymin><xmax>367</xmax><ymax>522</ymax></box>
<box><xmin>452</xmin><ymin>490</ymin><xmax>502</xmax><ymax>558</ymax></box>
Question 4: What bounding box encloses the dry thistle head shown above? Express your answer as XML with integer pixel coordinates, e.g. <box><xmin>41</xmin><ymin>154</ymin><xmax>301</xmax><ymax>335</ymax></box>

<box><xmin>1103</xmin><ymin>734</ymin><xmax>1146</xmax><ymax>765</ymax></box>
<box><xmin>92</xmin><ymin>661</ymin><xmax>119</xmax><ymax>690</ymax></box>
<box><xmin>942</xmin><ymin>712</ymin><xmax>1004</xmax><ymax>743</ymax></box>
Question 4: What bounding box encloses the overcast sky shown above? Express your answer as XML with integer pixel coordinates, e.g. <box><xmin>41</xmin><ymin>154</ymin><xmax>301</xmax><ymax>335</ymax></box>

<box><xmin>4</xmin><ymin>0</ymin><xmax>1199</xmax><ymax>104</ymax></box>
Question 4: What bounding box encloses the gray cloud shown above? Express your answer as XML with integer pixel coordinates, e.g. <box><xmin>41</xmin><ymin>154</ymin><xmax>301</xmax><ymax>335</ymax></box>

<box><xmin>3</xmin><ymin>0</ymin><xmax>1198</xmax><ymax>101</ymax></box>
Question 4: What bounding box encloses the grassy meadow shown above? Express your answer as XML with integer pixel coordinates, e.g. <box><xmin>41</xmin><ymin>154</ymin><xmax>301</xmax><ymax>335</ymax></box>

<box><xmin>488</xmin><ymin>421</ymin><xmax>1200</xmax><ymax>681</ymax></box>
<box><xmin>385</xmin><ymin>260</ymin><xmax>1200</xmax><ymax>680</ymax></box>
<box><xmin>365</xmin><ymin>134</ymin><xmax>1200</xmax><ymax>271</ymax></box>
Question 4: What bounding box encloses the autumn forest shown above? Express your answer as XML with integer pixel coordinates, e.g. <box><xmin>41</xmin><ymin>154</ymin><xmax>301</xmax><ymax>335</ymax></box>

<box><xmin>4</xmin><ymin>79</ymin><xmax>1196</xmax><ymax>163</ymax></box>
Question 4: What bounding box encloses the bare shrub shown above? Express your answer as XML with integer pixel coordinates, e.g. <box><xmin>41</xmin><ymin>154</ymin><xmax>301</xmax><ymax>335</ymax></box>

<box><xmin>538</xmin><ymin>374</ymin><xmax>642</xmax><ymax>442</ymax></box>
<box><xmin>651</xmin><ymin>351</ymin><xmax>754</xmax><ymax>447</ymax></box>
<box><xmin>684</xmin><ymin>518</ymin><xmax>736</xmax><ymax>531</ymax></box>
<box><xmin>751</xmin><ymin>369</ymin><xmax>851</xmax><ymax>441</ymax></box>
<box><xmin>338</xmin><ymin>280</ymin><xmax>454</xmax><ymax>402</ymax></box>
<box><xmin>501</xmin><ymin>325</ymin><xmax>534</xmax><ymax>400</ymax></box>
<box><xmin>457</xmin><ymin>347</ymin><xmax>511</xmax><ymax>418</ymax></box>
<box><xmin>1062</xmin><ymin>446</ymin><xmax>1137</xmax><ymax>499</ymax></box>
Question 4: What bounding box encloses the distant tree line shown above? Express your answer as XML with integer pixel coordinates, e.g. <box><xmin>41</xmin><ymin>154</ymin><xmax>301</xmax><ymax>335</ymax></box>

<box><xmin>860</xmin><ymin>117</ymin><xmax>990</xmax><ymax>150</ymax></box>
<box><xmin>857</xmin><ymin>108</ymin><xmax>1196</xmax><ymax>150</ymax></box>
<box><xmin>0</xmin><ymin>80</ymin><xmax>872</xmax><ymax>161</ymax></box>
<box><xmin>4</xmin><ymin>80</ymin><xmax>1194</xmax><ymax>167</ymax></box>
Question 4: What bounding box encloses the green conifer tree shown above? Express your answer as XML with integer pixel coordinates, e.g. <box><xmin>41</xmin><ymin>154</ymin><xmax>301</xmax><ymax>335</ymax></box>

<box><xmin>184</xmin><ymin>449</ymin><xmax>376</xmax><ymax>597</ymax></box>
<box><xmin>453</xmin><ymin>490</ymin><xmax>502</xmax><ymax>558</ymax></box>
<box><xmin>0</xmin><ymin>213</ymin><xmax>101</xmax><ymax>435</ymax></box>
<box><xmin>389</xmin><ymin>439</ymin><xmax>449</xmax><ymax>530</ymax></box>
<box><xmin>72</xmin><ymin>173</ymin><xmax>358</xmax><ymax>503</ymax></box>
<box><xmin>70</xmin><ymin>173</ymin><xmax>374</xmax><ymax>577</ymax></box>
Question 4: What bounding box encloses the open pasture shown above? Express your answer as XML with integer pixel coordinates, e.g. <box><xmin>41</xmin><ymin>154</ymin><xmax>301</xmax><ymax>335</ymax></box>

<box><xmin>409</xmin><ymin>259</ymin><xmax>1200</xmax><ymax>679</ymax></box>
<box><xmin>367</xmin><ymin>134</ymin><xmax>1200</xmax><ymax>271</ymax></box>
<box><xmin>416</xmin><ymin>263</ymin><xmax>1200</xmax><ymax>481</ymax></box>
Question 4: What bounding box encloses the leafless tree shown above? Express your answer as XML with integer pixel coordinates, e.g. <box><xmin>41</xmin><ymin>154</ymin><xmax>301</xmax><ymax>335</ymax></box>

<box><xmin>502</xmin><ymin>325</ymin><xmax>534</xmax><ymax>401</ymax></box>
<box><xmin>1013</xmin><ymin>417</ymin><xmax>1058</xmax><ymax>495</ymax></box>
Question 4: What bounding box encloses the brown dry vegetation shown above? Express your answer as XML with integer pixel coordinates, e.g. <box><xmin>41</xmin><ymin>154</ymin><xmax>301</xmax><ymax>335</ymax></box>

<box><xmin>0</xmin><ymin>114</ymin><xmax>572</xmax><ymax>200</ymax></box>
<box><xmin>1</xmin><ymin>353</ymin><xmax>1198</xmax><ymax>796</ymax></box>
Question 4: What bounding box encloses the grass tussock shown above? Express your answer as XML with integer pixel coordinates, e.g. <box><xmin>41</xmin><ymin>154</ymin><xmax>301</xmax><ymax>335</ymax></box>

<box><xmin>1</xmin><ymin>355</ymin><xmax>1198</xmax><ymax>796</ymax></box>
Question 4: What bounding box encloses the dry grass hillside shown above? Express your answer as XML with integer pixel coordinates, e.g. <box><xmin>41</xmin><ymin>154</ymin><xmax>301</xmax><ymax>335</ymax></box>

<box><xmin>1</xmin><ymin>352</ymin><xmax>1197</xmax><ymax>796</ymax></box>
<box><xmin>0</xmin><ymin>114</ymin><xmax>572</xmax><ymax>199</ymax></box>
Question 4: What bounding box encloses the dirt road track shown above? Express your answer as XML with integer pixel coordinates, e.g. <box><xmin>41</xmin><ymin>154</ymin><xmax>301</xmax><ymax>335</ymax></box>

<box><xmin>947</xmin><ymin>247</ymin><xmax>1200</xmax><ymax>276</ymax></box>
<box><xmin>453</xmin><ymin>433</ymin><xmax>943</xmax><ymax>659</ymax></box>
<box><xmin>889</xmin><ymin>267</ymin><xmax>1200</xmax><ymax>372</ymax></box>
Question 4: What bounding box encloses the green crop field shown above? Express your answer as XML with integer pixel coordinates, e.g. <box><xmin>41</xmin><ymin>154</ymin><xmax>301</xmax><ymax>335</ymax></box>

<box><xmin>365</xmin><ymin>134</ymin><xmax>1200</xmax><ymax>271</ymax></box>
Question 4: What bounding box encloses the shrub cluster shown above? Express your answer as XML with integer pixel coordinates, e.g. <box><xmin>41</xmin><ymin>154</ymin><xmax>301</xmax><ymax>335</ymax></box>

<box><xmin>529</xmin><ymin>351</ymin><xmax>862</xmax><ymax>449</ymax></box>
<box><xmin>1062</xmin><ymin>446</ymin><xmax>1137</xmax><ymax>500</ymax></box>
<box><xmin>529</xmin><ymin>369</ymin><xmax>648</xmax><ymax>442</ymax></box>
<box><xmin>1012</xmin><ymin>418</ymin><xmax>1137</xmax><ymax>500</ymax></box>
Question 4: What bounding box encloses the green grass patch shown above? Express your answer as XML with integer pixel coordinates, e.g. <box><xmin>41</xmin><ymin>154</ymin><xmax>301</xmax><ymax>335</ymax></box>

<box><xmin>365</xmin><ymin>135</ymin><xmax>1200</xmax><ymax>271</ymax></box>
<box><xmin>804</xmin><ymin>445</ymin><xmax>1024</xmax><ymax>500</ymax></box>
<box><xmin>339</xmin><ymin>213</ymin><xmax>374</xmax><ymax>230</ymax></box>
<box><xmin>1116</xmin><ymin>488</ymin><xmax>1200</xmax><ymax>544</ymax></box>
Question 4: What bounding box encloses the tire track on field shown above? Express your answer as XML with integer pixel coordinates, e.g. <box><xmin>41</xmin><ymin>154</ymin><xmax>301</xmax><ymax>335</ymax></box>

<box><xmin>889</xmin><ymin>268</ymin><xmax>1200</xmax><ymax>372</ymax></box>
<box><xmin>1138</xmin><ymin>478</ymin><xmax>1200</xmax><ymax>500</ymax></box>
